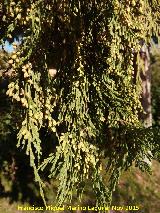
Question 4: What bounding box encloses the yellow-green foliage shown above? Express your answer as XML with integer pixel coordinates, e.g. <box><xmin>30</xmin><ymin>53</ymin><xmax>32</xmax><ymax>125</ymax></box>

<box><xmin>1</xmin><ymin>0</ymin><xmax>160</xmax><ymax>210</ymax></box>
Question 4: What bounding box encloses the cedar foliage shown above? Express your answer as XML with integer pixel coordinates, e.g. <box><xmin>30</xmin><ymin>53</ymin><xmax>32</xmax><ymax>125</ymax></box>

<box><xmin>1</xmin><ymin>0</ymin><xmax>160</xmax><ymax>210</ymax></box>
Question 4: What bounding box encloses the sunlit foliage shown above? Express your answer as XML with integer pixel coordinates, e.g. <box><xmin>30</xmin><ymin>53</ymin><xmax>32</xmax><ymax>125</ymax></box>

<box><xmin>1</xmin><ymin>0</ymin><xmax>160</xmax><ymax>209</ymax></box>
